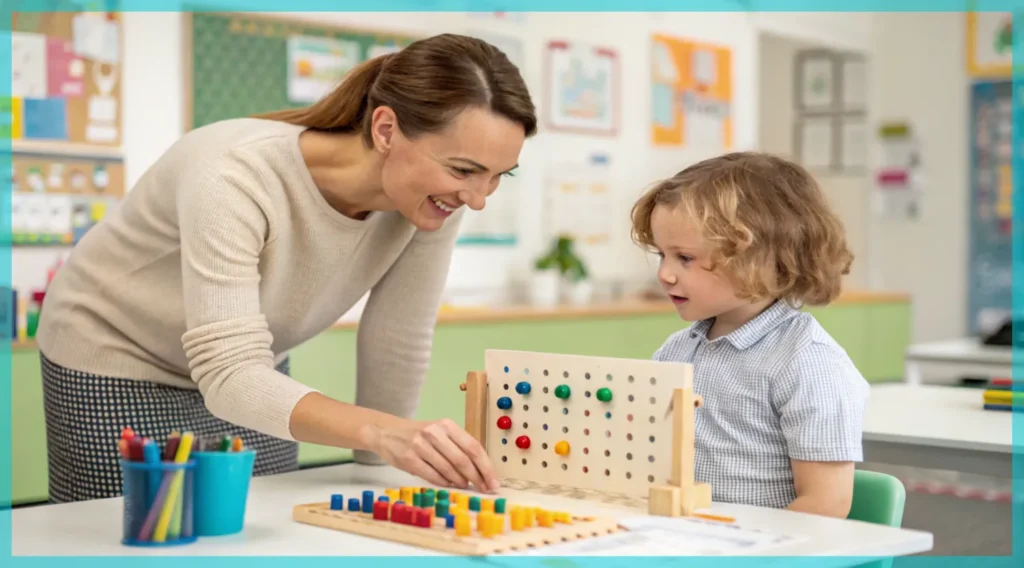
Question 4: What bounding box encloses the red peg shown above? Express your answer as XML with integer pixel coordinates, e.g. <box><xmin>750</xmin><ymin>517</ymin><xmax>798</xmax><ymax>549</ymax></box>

<box><xmin>515</xmin><ymin>435</ymin><xmax>531</xmax><ymax>449</ymax></box>
<box><xmin>497</xmin><ymin>416</ymin><xmax>512</xmax><ymax>430</ymax></box>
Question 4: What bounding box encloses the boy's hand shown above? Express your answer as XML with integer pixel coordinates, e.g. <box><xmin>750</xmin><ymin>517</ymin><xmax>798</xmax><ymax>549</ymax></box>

<box><xmin>368</xmin><ymin>418</ymin><xmax>500</xmax><ymax>493</ymax></box>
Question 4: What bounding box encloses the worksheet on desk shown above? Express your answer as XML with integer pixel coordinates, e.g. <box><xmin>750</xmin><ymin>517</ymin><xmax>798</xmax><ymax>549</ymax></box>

<box><xmin>499</xmin><ymin>516</ymin><xmax>807</xmax><ymax>557</ymax></box>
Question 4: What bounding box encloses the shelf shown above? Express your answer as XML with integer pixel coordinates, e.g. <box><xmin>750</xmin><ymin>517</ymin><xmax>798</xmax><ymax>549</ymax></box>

<box><xmin>9</xmin><ymin>140</ymin><xmax>123</xmax><ymax>160</ymax></box>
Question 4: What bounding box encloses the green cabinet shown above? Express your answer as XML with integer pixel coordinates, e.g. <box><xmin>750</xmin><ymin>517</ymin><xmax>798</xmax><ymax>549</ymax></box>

<box><xmin>8</xmin><ymin>299</ymin><xmax>910</xmax><ymax>505</ymax></box>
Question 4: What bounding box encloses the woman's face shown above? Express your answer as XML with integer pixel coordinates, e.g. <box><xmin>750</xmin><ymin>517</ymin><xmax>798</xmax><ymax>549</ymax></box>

<box><xmin>372</xmin><ymin>106</ymin><xmax>526</xmax><ymax>232</ymax></box>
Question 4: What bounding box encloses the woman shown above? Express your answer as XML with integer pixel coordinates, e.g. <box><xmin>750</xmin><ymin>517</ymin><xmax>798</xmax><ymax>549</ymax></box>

<box><xmin>36</xmin><ymin>33</ymin><xmax>537</xmax><ymax>503</ymax></box>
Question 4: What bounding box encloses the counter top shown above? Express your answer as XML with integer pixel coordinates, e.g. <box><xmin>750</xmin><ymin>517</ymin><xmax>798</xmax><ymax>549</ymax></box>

<box><xmin>11</xmin><ymin>289</ymin><xmax>909</xmax><ymax>350</ymax></box>
<box><xmin>329</xmin><ymin>289</ymin><xmax>910</xmax><ymax>329</ymax></box>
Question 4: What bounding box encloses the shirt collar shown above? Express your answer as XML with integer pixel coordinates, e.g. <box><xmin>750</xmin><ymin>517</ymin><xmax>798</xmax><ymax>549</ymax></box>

<box><xmin>688</xmin><ymin>300</ymin><xmax>801</xmax><ymax>350</ymax></box>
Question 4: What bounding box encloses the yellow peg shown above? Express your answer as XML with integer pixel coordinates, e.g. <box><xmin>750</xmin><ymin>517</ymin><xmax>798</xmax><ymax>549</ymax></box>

<box><xmin>510</xmin><ymin>506</ymin><xmax>525</xmax><ymax>531</ymax></box>
<box><xmin>455</xmin><ymin>514</ymin><xmax>471</xmax><ymax>536</ymax></box>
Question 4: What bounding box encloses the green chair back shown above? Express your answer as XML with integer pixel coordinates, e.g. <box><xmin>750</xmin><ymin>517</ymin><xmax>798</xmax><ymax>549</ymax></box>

<box><xmin>847</xmin><ymin>469</ymin><xmax>908</xmax><ymax>568</ymax></box>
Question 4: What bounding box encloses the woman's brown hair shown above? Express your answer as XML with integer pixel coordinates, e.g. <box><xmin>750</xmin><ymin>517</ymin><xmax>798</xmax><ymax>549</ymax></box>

<box><xmin>255</xmin><ymin>33</ymin><xmax>537</xmax><ymax>144</ymax></box>
<box><xmin>631</xmin><ymin>152</ymin><xmax>854</xmax><ymax>307</ymax></box>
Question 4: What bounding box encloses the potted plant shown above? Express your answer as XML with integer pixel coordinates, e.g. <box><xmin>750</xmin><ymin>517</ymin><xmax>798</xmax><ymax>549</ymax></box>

<box><xmin>529</xmin><ymin>235</ymin><xmax>592</xmax><ymax>306</ymax></box>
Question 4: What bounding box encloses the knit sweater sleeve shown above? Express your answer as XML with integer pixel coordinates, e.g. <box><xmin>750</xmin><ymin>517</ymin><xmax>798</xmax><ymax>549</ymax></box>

<box><xmin>178</xmin><ymin>153</ymin><xmax>318</xmax><ymax>441</ymax></box>
<box><xmin>351</xmin><ymin>208</ymin><xmax>465</xmax><ymax>464</ymax></box>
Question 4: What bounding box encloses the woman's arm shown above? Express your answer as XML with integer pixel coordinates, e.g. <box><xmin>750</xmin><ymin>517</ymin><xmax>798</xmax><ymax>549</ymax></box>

<box><xmin>178</xmin><ymin>154</ymin><xmax>320</xmax><ymax>440</ymax></box>
<box><xmin>175</xmin><ymin>154</ymin><xmax>413</xmax><ymax>453</ymax></box>
<box><xmin>349</xmin><ymin>208</ymin><xmax>499</xmax><ymax>491</ymax></box>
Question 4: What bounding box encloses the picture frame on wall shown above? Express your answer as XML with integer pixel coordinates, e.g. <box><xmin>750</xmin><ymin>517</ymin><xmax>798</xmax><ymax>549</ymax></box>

<box><xmin>793</xmin><ymin>116</ymin><xmax>835</xmax><ymax>171</ymax></box>
<box><xmin>543</xmin><ymin>40</ymin><xmax>619</xmax><ymax>136</ymax></box>
<box><xmin>966</xmin><ymin>10</ymin><xmax>1014</xmax><ymax>78</ymax></box>
<box><xmin>794</xmin><ymin>50</ymin><xmax>836</xmax><ymax>112</ymax></box>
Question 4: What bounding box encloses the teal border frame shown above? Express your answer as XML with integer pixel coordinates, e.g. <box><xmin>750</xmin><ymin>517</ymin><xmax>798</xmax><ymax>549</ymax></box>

<box><xmin>1</xmin><ymin>1</ymin><xmax>1021</xmax><ymax>567</ymax></box>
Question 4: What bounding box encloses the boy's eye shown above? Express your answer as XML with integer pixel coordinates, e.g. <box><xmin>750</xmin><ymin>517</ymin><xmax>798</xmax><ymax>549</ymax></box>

<box><xmin>678</xmin><ymin>255</ymin><xmax>693</xmax><ymax>263</ymax></box>
<box><xmin>450</xmin><ymin>167</ymin><xmax>474</xmax><ymax>176</ymax></box>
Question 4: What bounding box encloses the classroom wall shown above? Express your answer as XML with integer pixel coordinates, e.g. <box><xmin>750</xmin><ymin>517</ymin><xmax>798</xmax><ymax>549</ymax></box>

<box><xmin>756</xmin><ymin>12</ymin><xmax>976</xmax><ymax>345</ymax></box>
<box><xmin>868</xmin><ymin>12</ymin><xmax>970</xmax><ymax>343</ymax></box>
<box><xmin>14</xmin><ymin>9</ymin><xmax>890</xmax><ymax>330</ymax></box>
<box><xmin>756</xmin><ymin>31</ymin><xmax>871</xmax><ymax>290</ymax></box>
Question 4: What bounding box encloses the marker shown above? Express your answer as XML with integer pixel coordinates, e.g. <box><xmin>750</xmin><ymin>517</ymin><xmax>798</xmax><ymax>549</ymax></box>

<box><xmin>127</xmin><ymin>437</ymin><xmax>144</xmax><ymax>461</ymax></box>
<box><xmin>163</xmin><ymin>433</ymin><xmax>180</xmax><ymax>462</ymax></box>
<box><xmin>117</xmin><ymin>438</ymin><xmax>129</xmax><ymax>460</ymax></box>
<box><xmin>219</xmin><ymin>436</ymin><xmax>231</xmax><ymax>452</ymax></box>
<box><xmin>142</xmin><ymin>439</ymin><xmax>162</xmax><ymax>505</ymax></box>
<box><xmin>231</xmin><ymin>436</ymin><xmax>243</xmax><ymax>452</ymax></box>
<box><xmin>153</xmin><ymin>432</ymin><xmax>194</xmax><ymax>542</ymax></box>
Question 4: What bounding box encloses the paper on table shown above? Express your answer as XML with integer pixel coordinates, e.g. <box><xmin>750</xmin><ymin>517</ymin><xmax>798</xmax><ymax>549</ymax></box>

<box><xmin>506</xmin><ymin>515</ymin><xmax>806</xmax><ymax>557</ymax></box>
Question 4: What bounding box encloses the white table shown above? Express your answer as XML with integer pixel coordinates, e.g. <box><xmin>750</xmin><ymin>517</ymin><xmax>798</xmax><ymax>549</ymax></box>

<box><xmin>862</xmin><ymin>384</ymin><xmax>1017</xmax><ymax>478</ymax></box>
<box><xmin>12</xmin><ymin>463</ymin><xmax>932</xmax><ymax>560</ymax></box>
<box><xmin>904</xmin><ymin>337</ymin><xmax>1013</xmax><ymax>385</ymax></box>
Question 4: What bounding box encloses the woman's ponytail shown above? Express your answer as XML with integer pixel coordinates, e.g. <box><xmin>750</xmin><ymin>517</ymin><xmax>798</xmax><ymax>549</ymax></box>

<box><xmin>257</xmin><ymin>34</ymin><xmax>538</xmax><ymax>147</ymax></box>
<box><xmin>253</xmin><ymin>53</ymin><xmax>393</xmax><ymax>142</ymax></box>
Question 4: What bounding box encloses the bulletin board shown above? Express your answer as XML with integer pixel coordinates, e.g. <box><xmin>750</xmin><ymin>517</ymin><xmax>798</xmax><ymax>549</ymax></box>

<box><xmin>183</xmin><ymin>11</ymin><xmax>421</xmax><ymax>130</ymax></box>
<box><xmin>966</xmin><ymin>79</ymin><xmax>1013</xmax><ymax>335</ymax></box>
<box><xmin>10</xmin><ymin>152</ymin><xmax>124</xmax><ymax>245</ymax></box>
<box><xmin>9</xmin><ymin>10</ymin><xmax>123</xmax><ymax>146</ymax></box>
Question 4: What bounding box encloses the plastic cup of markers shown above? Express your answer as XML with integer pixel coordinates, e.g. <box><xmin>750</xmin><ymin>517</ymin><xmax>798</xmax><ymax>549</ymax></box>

<box><xmin>121</xmin><ymin>458</ymin><xmax>198</xmax><ymax>547</ymax></box>
<box><xmin>192</xmin><ymin>449</ymin><xmax>256</xmax><ymax>537</ymax></box>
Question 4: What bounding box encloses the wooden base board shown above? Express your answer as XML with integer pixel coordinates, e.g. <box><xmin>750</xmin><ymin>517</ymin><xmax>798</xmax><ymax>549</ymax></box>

<box><xmin>293</xmin><ymin>502</ymin><xmax>624</xmax><ymax>555</ymax></box>
<box><xmin>647</xmin><ymin>483</ymin><xmax>713</xmax><ymax>517</ymax></box>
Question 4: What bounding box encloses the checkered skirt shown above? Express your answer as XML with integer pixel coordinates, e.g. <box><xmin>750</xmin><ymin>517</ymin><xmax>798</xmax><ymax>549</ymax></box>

<box><xmin>40</xmin><ymin>352</ymin><xmax>300</xmax><ymax>504</ymax></box>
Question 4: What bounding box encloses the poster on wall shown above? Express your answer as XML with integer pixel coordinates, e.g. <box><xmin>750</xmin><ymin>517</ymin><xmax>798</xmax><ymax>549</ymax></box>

<box><xmin>966</xmin><ymin>11</ymin><xmax>1014</xmax><ymax>78</ymax></box>
<box><xmin>542</xmin><ymin>153</ymin><xmax>615</xmax><ymax>247</ymax></box>
<box><xmin>543</xmin><ymin>40</ymin><xmax>619</xmax><ymax>136</ymax></box>
<box><xmin>456</xmin><ymin>170</ymin><xmax>521</xmax><ymax>247</ymax></box>
<box><xmin>286</xmin><ymin>35</ymin><xmax>362</xmax><ymax>104</ymax></box>
<box><xmin>873</xmin><ymin>121</ymin><xmax>923</xmax><ymax>221</ymax></box>
<box><xmin>967</xmin><ymin>80</ymin><xmax>1013</xmax><ymax>335</ymax></box>
<box><xmin>650</xmin><ymin>34</ymin><xmax>733</xmax><ymax>149</ymax></box>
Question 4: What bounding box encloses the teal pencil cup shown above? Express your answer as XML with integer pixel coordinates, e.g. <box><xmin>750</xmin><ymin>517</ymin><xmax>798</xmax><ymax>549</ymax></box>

<box><xmin>192</xmin><ymin>449</ymin><xmax>256</xmax><ymax>536</ymax></box>
<box><xmin>120</xmin><ymin>458</ymin><xmax>197</xmax><ymax>547</ymax></box>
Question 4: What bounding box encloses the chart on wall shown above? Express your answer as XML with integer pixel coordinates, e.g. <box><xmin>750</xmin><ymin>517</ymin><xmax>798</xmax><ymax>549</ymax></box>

<box><xmin>650</xmin><ymin>34</ymin><xmax>732</xmax><ymax>150</ymax></box>
<box><xmin>6</xmin><ymin>10</ymin><xmax>123</xmax><ymax>146</ymax></box>
<box><xmin>543</xmin><ymin>40</ymin><xmax>619</xmax><ymax>136</ymax></box>
<box><xmin>186</xmin><ymin>11</ymin><xmax>419</xmax><ymax>129</ymax></box>
<box><xmin>967</xmin><ymin>80</ymin><xmax>1014</xmax><ymax>335</ymax></box>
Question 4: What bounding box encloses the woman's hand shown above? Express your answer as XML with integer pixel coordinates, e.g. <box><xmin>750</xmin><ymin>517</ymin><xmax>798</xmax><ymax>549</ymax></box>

<box><xmin>365</xmin><ymin>418</ymin><xmax>500</xmax><ymax>492</ymax></box>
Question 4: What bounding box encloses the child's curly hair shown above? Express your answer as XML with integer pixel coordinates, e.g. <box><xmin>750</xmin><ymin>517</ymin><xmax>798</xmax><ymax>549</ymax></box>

<box><xmin>630</xmin><ymin>152</ymin><xmax>853</xmax><ymax>307</ymax></box>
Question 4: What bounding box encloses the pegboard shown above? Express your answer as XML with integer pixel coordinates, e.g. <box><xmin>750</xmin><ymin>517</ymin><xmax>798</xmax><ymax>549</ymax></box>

<box><xmin>481</xmin><ymin>349</ymin><xmax>693</xmax><ymax>498</ymax></box>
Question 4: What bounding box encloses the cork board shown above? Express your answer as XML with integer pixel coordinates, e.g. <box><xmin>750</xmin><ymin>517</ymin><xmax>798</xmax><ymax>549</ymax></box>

<box><xmin>9</xmin><ymin>10</ymin><xmax>123</xmax><ymax>146</ymax></box>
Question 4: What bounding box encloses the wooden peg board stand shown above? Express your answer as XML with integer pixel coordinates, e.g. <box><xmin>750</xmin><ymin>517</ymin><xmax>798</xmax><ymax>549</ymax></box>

<box><xmin>293</xmin><ymin>502</ymin><xmax>622</xmax><ymax>555</ymax></box>
<box><xmin>460</xmin><ymin>349</ymin><xmax>712</xmax><ymax>517</ymax></box>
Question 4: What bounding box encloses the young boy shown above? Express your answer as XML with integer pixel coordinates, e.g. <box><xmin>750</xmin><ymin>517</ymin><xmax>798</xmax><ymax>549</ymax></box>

<box><xmin>630</xmin><ymin>152</ymin><xmax>869</xmax><ymax>518</ymax></box>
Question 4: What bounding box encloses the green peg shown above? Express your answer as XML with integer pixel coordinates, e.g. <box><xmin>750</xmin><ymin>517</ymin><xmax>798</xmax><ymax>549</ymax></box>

<box><xmin>554</xmin><ymin>384</ymin><xmax>571</xmax><ymax>399</ymax></box>
<box><xmin>596</xmin><ymin>387</ymin><xmax>612</xmax><ymax>402</ymax></box>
